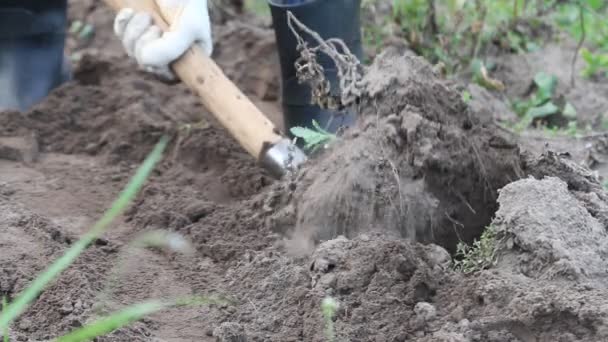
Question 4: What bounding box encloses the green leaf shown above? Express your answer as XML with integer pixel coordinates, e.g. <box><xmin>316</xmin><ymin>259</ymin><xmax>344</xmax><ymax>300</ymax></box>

<box><xmin>78</xmin><ymin>24</ymin><xmax>95</xmax><ymax>40</ymax></box>
<box><xmin>563</xmin><ymin>102</ymin><xmax>577</xmax><ymax>119</ymax></box>
<box><xmin>290</xmin><ymin>123</ymin><xmax>335</xmax><ymax>151</ymax></box>
<box><xmin>0</xmin><ymin>137</ymin><xmax>169</xmax><ymax>331</ymax></box>
<box><xmin>581</xmin><ymin>48</ymin><xmax>595</xmax><ymax>64</ymax></box>
<box><xmin>566</xmin><ymin>120</ymin><xmax>579</xmax><ymax>136</ymax></box>
<box><xmin>311</xmin><ymin>120</ymin><xmax>332</xmax><ymax>135</ymax></box>
<box><xmin>69</xmin><ymin>21</ymin><xmax>83</xmax><ymax>34</ymax></box>
<box><xmin>2</xmin><ymin>297</ymin><xmax>7</xmax><ymax>342</ymax></box>
<box><xmin>526</xmin><ymin>102</ymin><xmax>560</xmax><ymax>119</ymax></box>
<box><xmin>57</xmin><ymin>296</ymin><xmax>226</xmax><ymax>341</ymax></box>
<box><xmin>533</xmin><ymin>72</ymin><xmax>557</xmax><ymax>102</ymax></box>
<box><xmin>461</xmin><ymin>90</ymin><xmax>472</xmax><ymax>104</ymax></box>
<box><xmin>586</xmin><ymin>0</ymin><xmax>602</xmax><ymax>10</ymax></box>
<box><xmin>56</xmin><ymin>301</ymin><xmax>167</xmax><ymax>342</ymax></box>
<box><xmin>321</xmin><ymin>297</ymin><xmax>338</xmax><ymax>342</ymax></box>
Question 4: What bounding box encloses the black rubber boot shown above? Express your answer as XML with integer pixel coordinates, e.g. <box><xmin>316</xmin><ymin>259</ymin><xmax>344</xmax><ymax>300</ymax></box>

<box><xmin>268</xmin><ymin>0</ymin><xmax>362</xmax><ymax>136</ymax></box>
<box><xmin>0</xmin><ymin>0</ymin><xmax>70</xmax><ymax>111</ymax></box>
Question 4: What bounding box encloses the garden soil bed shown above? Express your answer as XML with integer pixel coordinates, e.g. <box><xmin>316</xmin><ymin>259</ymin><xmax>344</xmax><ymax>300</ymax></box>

<box><xmin>1</xmin><ymin>1</ymin><xmax>608</xmax><ymax>341</ymax></box>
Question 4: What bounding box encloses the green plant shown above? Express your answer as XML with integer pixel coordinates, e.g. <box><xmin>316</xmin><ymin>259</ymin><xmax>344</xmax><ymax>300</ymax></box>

<box><xmin>290</xmin><ymin>120</ymin><xmax>336</xmax><ymax>151</ymax></box>
<box><xmin>392</xmin><ymin>0</ymin><xmax>427</xmax><ymax>30</ymax></box>
<box><xmin>69</xmin><ymin>20</ymin><xmax>95</xmax><ymax>40</ymax></box>
<box><xmin>57</xmin><ymin>301</ymin><xmax>168</xmax><ymax>342</ymax></box>
<box><xmin>461</xmin><ymin>90</ymin><xmax>472</xmax><ymax>104</ymax></box>
<box><xmin>321</xmin><ymin>297</ymin><xmax>338</xmax><ymax>342</ymax></box>
<box><xmin>453</xmin><ymin>225</ymin><xmax>500</xmax><ymax>274</ymax></box>
<box><xmin>513</xmin><ymin>72</ymin><xmax>577</xmax><ymax>131</ymax></box>
<box><xmin>581</xmin><ymin>48</ymin><xmax>608</xmax><ymax>78</ymax></box>
<box><xmin>554</xmin><ymin>1</ymin><xmax>608</xmax><ymax>50</ymax></box>
<box><xmin>1</xmin><ymin>298</ymin><xmax>6</xmax><ymax>342</ymax></box>
<box><xmin>0</xmin><ymin>137</ymin><xmax>219</xmax><ymax>341</ymax></box>
<box><xmin>56</xmin><ymin>296</ymin><xmax>223</xmax><ymax>342</ymax></box>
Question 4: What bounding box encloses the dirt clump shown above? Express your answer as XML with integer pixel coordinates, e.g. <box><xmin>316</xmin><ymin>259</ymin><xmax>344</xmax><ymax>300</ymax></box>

<box><xmin>212</xmin><ymin>233</ymin><xmax>451</xmax><ymax>341</ymax></box>
<box><xmin>269</xmin><ymin>51</ymin><xmax>524</xmax><ymax>252</ymax></box>
<box><xmin>454</xmin><ymin>174</ymin><xmax>608</xmax><ymax>341</ymax></box>
<box><xmin>494</xmin><ymin>176</ymin><xmax>608</xmax><ymax>281</ymax></box>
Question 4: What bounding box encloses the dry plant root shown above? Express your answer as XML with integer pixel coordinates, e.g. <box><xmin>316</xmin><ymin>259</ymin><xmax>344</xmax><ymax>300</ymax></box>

<box><xmin>286</xmin><ymin>11</ymin><xmax>364</xmax><ymax>110</ymax></box>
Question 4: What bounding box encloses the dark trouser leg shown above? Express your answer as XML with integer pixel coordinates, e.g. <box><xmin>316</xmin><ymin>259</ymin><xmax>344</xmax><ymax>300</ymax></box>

<box><xmin>268</xmin><ymin>0</ymin><xmax>362</xmax><ymax>136</ymax></box>
<box><xmin>0</xmin><ymin>0</ymin><xmax>69</xmax><ymax>111</ymax></box>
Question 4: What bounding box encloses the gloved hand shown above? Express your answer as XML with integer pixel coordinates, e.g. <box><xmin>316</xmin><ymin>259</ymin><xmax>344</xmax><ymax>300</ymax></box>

<box><xmin>113</xmin><ymin>0</ymin><xmax>213</xmax><ymax>80</ymax></box>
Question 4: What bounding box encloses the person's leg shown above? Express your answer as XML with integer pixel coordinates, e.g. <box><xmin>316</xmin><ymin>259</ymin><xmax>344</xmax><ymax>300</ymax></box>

<box><xmin>267</xmin><ymin>0</ymin><xmax>362</xmax><ymax>135</ymax></box>
<box><xmin>0</xmin><ymin>0</ymin><xmax>69</xmax><ymax>111</ymax></box>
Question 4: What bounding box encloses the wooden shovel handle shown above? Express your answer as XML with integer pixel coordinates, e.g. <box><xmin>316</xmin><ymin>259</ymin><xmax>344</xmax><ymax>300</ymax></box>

<box><xmin>104</xmin><ymin>0</ymin><xmax>284</xmax><ymax>159</ymax></box>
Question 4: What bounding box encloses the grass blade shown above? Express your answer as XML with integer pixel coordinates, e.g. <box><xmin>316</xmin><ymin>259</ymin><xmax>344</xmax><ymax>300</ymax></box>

<box><xmin>57</xmin><ymin>296</ymin><xmax>226</xmax><ymax>341</ymax></box>
<box><xmin>55</xmin><ymin>301</ymin><xmax>167</xmax><ymax>342</ymax></box>
<box><xmin>2</xmin><ymin>297</ymin><xmax>7</xmax><ymax>342</ymax></box>
<box><xmin>0</xmin><ymin>136</ymin><xmax>169</xmax><ymax>330</ymax></box>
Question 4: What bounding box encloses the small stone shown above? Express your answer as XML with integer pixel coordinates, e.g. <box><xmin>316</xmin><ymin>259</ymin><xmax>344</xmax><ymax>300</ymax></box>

<box><xmin>59</xmin><ymin>303</ymin><xmax>73</xmax><ymax>315</ymax></box>
<box><xmin>414</xmin><ymin>302</ymin><xmax>437</xmax><ymax>322</ymax></box>
<box><xmin>450</xmin><ymin>305</ymin><xmax>465</xmax><ymax>322</ymax></box>
<box><xmin>18</xmin><ymin>319</ymin><xmax>32</xmax><ymax>331</ymax></box>
<box><xmin>425</xmin><ymin>245</ymin><xmax>451</xmax><ymax>268</ymax></box>
<box><xmin>0</xmin><ymin>182</ymin><xmax>15</xmax><ymax>196</ymax></box>
<box><xmin>319</xmin><ymin>274</ymin><xmax>337</xmax><ymax>289</ymax></box>
<box><xmin>184</xmin><ymin>200</ymin><xmax>214</xmax><ymax>221</ymax></box>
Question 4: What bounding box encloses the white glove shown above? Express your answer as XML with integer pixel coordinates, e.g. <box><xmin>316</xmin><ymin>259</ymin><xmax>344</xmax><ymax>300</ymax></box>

<box><xmin>113</xmin><ymin>0</ymin><xmax>213</xmax><ymax>80</ymax></box>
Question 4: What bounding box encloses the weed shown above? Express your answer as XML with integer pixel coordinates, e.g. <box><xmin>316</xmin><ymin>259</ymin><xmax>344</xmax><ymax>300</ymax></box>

<box><xmin>513</xmin><ymin>72</ymin><xmax>577</xmax><ymax>131</ymax></box>
<box><xmin>290</xmin><ymin>120</ymin><xmax>336</xmax><ymax>152</ymax></box>
<box><xmin>1</xmin><ymin>298</ymin><xmax>6</xmax><ymax>342</ymax></box>
<box><xmin>453</xmin><ymin>225</ymin><xmax>500</xmax><ymax>274</ymax></box>
<box><xmin>56</xmin><ymin>297</ymin><xmax>225</xmax><ymax>342</ymax></box>
<box><xmin>69</xmin><ymin>20</ymin><xmax>95</xmax><ymax>40</ymax></box>
<box><xmin>554</xmin><ymin>1</ymin><xmax>608</xmax><ymax>50</ymax></box>
<box><xmin>581</xmin><ymin>48</ymin><xmax>608</xmax><ymax>78</ymax></box>
<box><xmin>385</xmin><ymin>0</ymin><xmax>544</xmax><ymax>73</ymax></box>
<box><xmin>461</xmin><ymin>90</ymin><xmax>472</xmax><ymax>104</ymax></box>
<box><xmin>356</xmin><ymin>0</ymin><xmax>608</xmax><ymax>79</ymax></box>
<box><xmin>57</xmin><ymin>301</ymin><xmax>170</xmax><ymax>342</ymax></box>
<box><xmin>321</xmin><ymin>297</ymin><xmax>339</xmax><ymax>342</ymax></box>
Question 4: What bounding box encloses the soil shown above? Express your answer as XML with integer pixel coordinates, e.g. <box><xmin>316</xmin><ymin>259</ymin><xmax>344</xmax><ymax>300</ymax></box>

<box><xmin>2</xmin><ymin>1</ymin><xmax>608</xmax><ymax>342</ymax></box>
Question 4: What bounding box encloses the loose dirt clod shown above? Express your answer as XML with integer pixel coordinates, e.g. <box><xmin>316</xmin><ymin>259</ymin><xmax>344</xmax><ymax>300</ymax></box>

<box><xmin>494</xmin><ymin>176</ymin><xmax>608</xmax><ymax>281</ymax></box>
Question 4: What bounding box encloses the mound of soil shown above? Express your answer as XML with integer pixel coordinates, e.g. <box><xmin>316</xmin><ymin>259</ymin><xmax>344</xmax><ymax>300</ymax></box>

<box><xmin>269</xmin><ymin>51</ymin><xmax>524</xmax><ymax>252</ymax></box>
